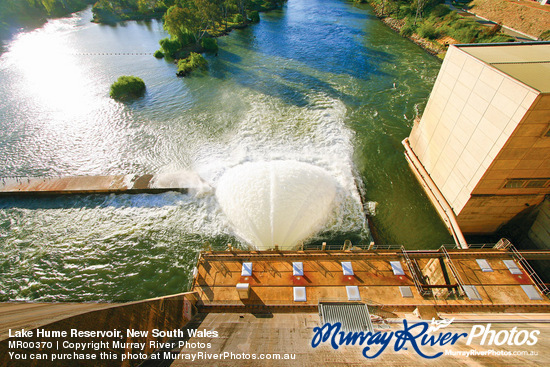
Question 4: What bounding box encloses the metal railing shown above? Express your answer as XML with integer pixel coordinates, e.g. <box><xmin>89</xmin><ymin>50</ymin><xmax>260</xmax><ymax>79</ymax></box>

<box><xmin>439</xmin><ymin>246</ymin><xmax>466</xmax><ymax>297</ymax></box>
<box><xmin>370</xmin><ymin>244</ymin><xmax>403</xmax><ymax>250</ymax></box>
<box><xmin>494</xmin><ymin>238</ymin><xmax>513</xmax><ymax>250</ymax></box>
<box><xmin>505</xmin><ymin>241</ymin><xmax>550</xmax><ymax>295</ymax></box>
<box><xmin>441</xmin><ymin>243</ymin><xmax>459</xmax><ymax>249</ymax></box>
<box><xmin>464</xmin><ymin>243</ymin><xmax>494</xmax><ymax>249</ymax></box>
<box><xmin>401</xmin><ymin>246</ymin><xmax>432</xmax><ymax>297</ymax></box>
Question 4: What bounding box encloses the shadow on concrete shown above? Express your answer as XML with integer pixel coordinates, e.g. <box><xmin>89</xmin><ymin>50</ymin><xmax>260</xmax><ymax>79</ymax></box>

<box><xmin>139</xmin><ymin>312</ymin><xmax>208</xmax><ymax>367</ymax></box>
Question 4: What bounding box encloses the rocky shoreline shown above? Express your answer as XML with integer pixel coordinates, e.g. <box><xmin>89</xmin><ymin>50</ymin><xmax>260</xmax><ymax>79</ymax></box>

<box><xmin>369</xmin><ymin>3</ymin><xmax>446</xmax><ymax>57</ymax></box>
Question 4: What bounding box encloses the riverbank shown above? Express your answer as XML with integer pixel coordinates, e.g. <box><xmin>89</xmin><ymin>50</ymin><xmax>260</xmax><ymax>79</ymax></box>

<box><xmin>376</xmin><ymin>14</ymin><xmax>444</xmax><ymax>56</ymax></box>
<box><xmin>366</xmin><ymin>0</ymin><xmax>516</xmax><ymax>58</ymax></box>
<box><xmin>0</xmin><ymin>0</ymin><xmax>95</xmax><ymax>40</ymax></box>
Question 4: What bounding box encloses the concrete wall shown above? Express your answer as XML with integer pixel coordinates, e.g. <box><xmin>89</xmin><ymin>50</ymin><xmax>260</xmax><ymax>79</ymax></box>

<box><xmin>529</xmin><ymin>198</ymin><xmax>550</xmax><ymax>249</ymax></box>
<box><xmin>472</xmin><ymin>94</ymin><xmax>550</xmax><ymax>196</ymax></box>
<box><xmin>457</xmin><ymin>94</ymin><xmax>550</xmax><ymax>234</ymax></box>
<box><xmin>408</xmin><ymin>45</ymin><xmax>540</xmax><ymax>216</ymax></box>
<box><xmin>0</xmin><ymin>292</ymin><xmax>199</xmax><ymax>367</ymax></box>
<box><xmin>457</xmin><ymin>194</ymin><xmax>545</xmax><ymax>234</ymax></box>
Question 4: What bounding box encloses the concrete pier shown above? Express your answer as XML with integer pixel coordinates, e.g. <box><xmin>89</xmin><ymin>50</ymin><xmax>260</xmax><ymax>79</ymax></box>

<box><xmin>0</xmin><ymin>174</ymin><xmax>187</xmax><ymax>196</ymax></box>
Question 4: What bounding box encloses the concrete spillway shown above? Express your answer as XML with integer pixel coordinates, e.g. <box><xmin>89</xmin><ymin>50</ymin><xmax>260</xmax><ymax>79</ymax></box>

<box><xmin>0</xmin><ymin>174</ymin><xmax>187</xmax><ymax>196</ymax></box>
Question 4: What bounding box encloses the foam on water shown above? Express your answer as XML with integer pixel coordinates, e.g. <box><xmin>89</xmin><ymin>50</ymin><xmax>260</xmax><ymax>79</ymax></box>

<box><xmin>151</xmin><ymin>170</ymin><xmax>212</xmax><ymax>197</ymax></box>
<box><xmin>150</xmin><ymin>92</ymin><xmax>369</xmax><ymax>248</ymax></box>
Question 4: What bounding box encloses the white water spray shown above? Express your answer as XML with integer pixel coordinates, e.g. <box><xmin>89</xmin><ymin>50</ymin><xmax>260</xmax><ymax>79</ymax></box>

<box><xmin>151</xmin><ymin>170</ymin><xmax>212</xmax><ymax>197</ymax></box>
<box><xmin>216</xmin><ymin>160</ymin><xmax>337</xmax><ymax>250</ymax></box>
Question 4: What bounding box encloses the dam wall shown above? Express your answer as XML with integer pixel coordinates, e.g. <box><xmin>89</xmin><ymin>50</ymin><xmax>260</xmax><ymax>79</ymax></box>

<box><xmin>0</xmin><ymin>292</ymin><xmax>200</xmax><ymax>367</ymax></box>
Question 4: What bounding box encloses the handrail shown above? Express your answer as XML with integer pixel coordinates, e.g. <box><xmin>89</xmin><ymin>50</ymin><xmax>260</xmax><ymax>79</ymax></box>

<box><xmin>439</xmin><ymin>246</ymin><xmax>466</xmax><ymax>296</ymax></box>
<box><xmin>370</xmin><ymin>244</ymin><xmax>403</xmax><ymax>250</ymax></box>
<box><xmin>401</xmin><ymin>246</ymin><xmax>432</xmax><ymax>297</ymax></box>
<box><xmin>504</xmin><ymin>239</ymin><xmax>550</xmax><ymax>295</ymax></box>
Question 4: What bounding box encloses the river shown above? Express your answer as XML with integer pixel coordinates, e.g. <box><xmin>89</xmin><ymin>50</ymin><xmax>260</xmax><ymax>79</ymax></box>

<box><xmin>0</xmin><ymin>0</ymin><xmax>452</xmax><ymax>301</ymax></box>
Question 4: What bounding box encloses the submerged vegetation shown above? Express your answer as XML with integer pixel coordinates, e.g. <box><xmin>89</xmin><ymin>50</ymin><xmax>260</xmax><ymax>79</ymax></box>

<box><xmin>110</xmin><ymin>75</ymin><xmax>146</xmax><ymax>100</ymax></box>
<box><xmin>0</xmin><ymin>0</ymin><xmax>95</xmax><ymax>38</ymax></box>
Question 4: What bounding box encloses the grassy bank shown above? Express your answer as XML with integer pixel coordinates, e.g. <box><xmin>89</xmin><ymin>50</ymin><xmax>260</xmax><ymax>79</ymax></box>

<box><xmin>362</xmin><ymin>0</ymin><xmax>515</xmax><ymax>57</ymax></box>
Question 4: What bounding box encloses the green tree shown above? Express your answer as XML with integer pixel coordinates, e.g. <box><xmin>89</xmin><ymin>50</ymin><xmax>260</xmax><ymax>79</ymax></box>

<box><xmin>164</xmin><ymin>5</ymin><xmax>188</xmax><ymax>40</ymax></box>
<box><xmin>164</xmin><ymin>1</ymin><xmax>220</xmax><ymax>45</ymax></box>
<box><xmin>176</xmin><ymin>52</ymin><xmax>207</xmax><ymax>76</ymax></box>
<box><xmin>159</xmin><ymin>37</ymin><xmax>181</xmax><ymax>56</ymax></box>
<box><xmin>232</xmin><ymin>0</ymin><xmax>249</xmax><ymax>21</ymax></box>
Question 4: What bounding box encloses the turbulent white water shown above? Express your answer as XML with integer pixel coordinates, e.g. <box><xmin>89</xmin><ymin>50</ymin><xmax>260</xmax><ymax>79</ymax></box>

<box><xmin>147</xmin><ymin>93</ymin><xmax>369</xmax><ymax>249</ymax></box>
<box><xmin>215</xmin><ymin>161</ymin><xmax>337</xmax><ymax>250</ymax></box>
<box><xmin>151</xmin><ymin>170</ymin><xmax>213</xmax><ymax>197</ymax></box>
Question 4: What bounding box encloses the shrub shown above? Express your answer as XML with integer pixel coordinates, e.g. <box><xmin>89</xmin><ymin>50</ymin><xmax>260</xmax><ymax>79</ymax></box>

<box><xmin>487</xmin><ymin>34</ymin><xmax>515</xmax><ymax>43</ymax></box>
<box><xmin>110</xmin><ymin>76</ymin><xmax>146</xmax><ymax>100</ymax></box>
<box><xmin>201</xmin><ymin>37</ymin><xmax>218</xmax><ymax>53</ymax></box>
<box><xmin>400</xmin><ymin>24</ymin><xmax>414</xmax><ymax>37</ymax></box>
<box><xmin>178</xmin><ymin>31</ymin><xmax>196</xmax><ymax>47</ymax></box>
<box><xmin>159</xmin><ymin>37</ymin><xmax>181</xmax><ymax>57</ymax></box>
<box><xmin>442</xmin><ymin>11</ymin><xmax>460</xmax><ymax>23</ymax></box>
<box><xmin>249</xmin><ymin>11</ymin><xmax>260</xmax><ymax>23</ymax></box>
<box><xmin>233</xmin><ymin>14</ymin><xmax>244</xmax><ymax>24</ymax></box>
<box><xmin>153</xmin><ymin>49</ymin><xmax>164</xmax><ymax>58</ymax></box>
<box><xmin>383</xmin><ymin>1</ymin><xmax>400</xmax><ymax>16</ymax></box>
<box><xmin>398</xmin><ymin>4</ymin><xmax>414</xmax><ymax>18</ymax></box>
<box><xmin>430</xmin><ymin>4</ymin><xmax>450</xmax><ymax>18</ymax></box>
<box><xmin>153</xmin><ymin>1</ymin><xmax>168</xmax><ymax>13</ymax></box>
<box><xmin>92</xmin><ymin>0</ymin><xmax>119</xmax><ymax>23</ymax></box>
<box><xmin>417</xmin><ymin>22</ymin><xmax>439</xmax><ymax>40</ymax></box>
<box><xmin>401</xmin><ymin>18</ymin><xmax>417</xmax><ymax>37</ymax></box>
<box><xmin>177</xmin><ymin>53</ymin><xmax>207</xmax><ymax>77</ymax></box>
<box><xmin>448</xmin><ymin>20</ymin><xmax>480</xmax><ymax>43</ymax></box>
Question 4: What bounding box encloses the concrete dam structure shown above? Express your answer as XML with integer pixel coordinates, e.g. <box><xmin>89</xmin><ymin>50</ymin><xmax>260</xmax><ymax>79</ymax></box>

<box><xmin>0</xmin><ymin>174</ymin><xmax>187</xmax><ymax>196</ymax></box>
<box><xmin>404</xmin><ymin>42</ymin><xmax>550</xmax><ymax>236</ymax></box>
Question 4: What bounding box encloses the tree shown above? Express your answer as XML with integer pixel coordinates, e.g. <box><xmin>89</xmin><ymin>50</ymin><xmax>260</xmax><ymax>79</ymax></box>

<box><xmin>164</xmin><ymin>5</ymin><xmax>188</xmax><ymax>40</ymax></box>
<box><xmin>176</xmin><ymin>52</ymin><xmax>207</xmax><ymax>76</ymax></box>
<box><xmin>232</xmin><ymin>0</ymin><xmax>249</xmax><ymax>21</ymax></box>
<box><xmin>414</xmin><ymin>0</ymin><xmax>427</xmax><ymax>26</ymax></box>
<box><xmin>195</xmin><ymin>0</ymin><xmax>221</xmax><ymax>33</ymax></box>
<box><xmin>164</xmin><ymin>1</ymin><xmax>221</xmax><ymax>45</ymax></box>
